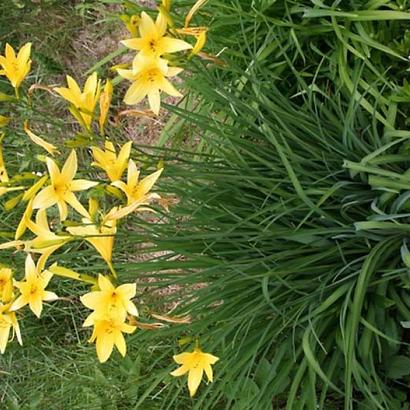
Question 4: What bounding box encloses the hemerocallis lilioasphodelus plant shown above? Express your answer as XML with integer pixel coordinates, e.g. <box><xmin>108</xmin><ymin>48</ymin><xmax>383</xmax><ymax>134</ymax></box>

<box><xmin>117</xmin><ymin>55</ymin><xmax>183</xmax><ymax>115</ymax></box>
<box><xmin>0</xmin><ymin>43</ymin><xmax>31</xmax><ymax>96</ymax></box>
<box><xmin>112</xmin><ymin>159</ymin><xmax>163</xmax><ymax>206</ymax></box>
<box><xmin>10</xmin><ymin>254</ymin><xmax>58</xmax><ymax>318</ymax></box>
<box><xmin>0</xmin><ymin>303</ymin><xmax>22</xmax><ymax>354</ymax></box>
<box><xmin>54</xmin><ymin>72</ymin><xmax>101</xmax><ymax>130</ymax></box>
<box><xmin>32</xmin><ymin>150</ymin><xmax>98</xmax><ymax>221</ymax></box>
<box><xmin>121</xmin><ymin>11</ymin><xmax>192</xmax><ymax>58</ymax></box>
<box><xmin>80</xmin><ymin>274</ymin><xmax>138</xmax><ymax>319</ymax></box>
<box><xmin>91</xmin><ymin>140</ymin><xmax>132</xmax><ymax>182</ymax></box>
<box><xmin>171</xmin><ymin>345</ymin><xmax>219</xmax><ymax>397</ymax></box>
<box><xmin>0</xmin><ymin>268</ymin><xmax>13</xmax><ymax>303</ymax></box>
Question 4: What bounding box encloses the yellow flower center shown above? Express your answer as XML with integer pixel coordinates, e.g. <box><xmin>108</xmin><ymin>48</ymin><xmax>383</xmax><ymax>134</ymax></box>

<box><xmin>148</xmin><ymin>39</ymin><xmax>158</xmax><ymax>53</ymax></box>
<box><xmin>143</xmin><ymin>68</ymin><xmax>161</xmax><ymax>83</ymax></box>
<box><xmin>0</xmin><ymin>279</ymin><xmax>4</xmax><ymax>288</ymax></box>
<box><xmin>54</xmin><ymin>182</ymin><xmax>69</xmax><ymax>197</ymax></box>
<box><xmin>30</xmin><ymin>284</ymin><xmax>38</xmax><ymax>295</ymax></box>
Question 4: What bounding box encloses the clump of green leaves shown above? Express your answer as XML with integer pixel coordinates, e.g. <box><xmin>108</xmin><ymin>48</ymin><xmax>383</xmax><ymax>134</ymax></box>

<box><xmin>122</xmin><ymin>0</ymin><xmax>410</xmax><ymax>409</ymax></box>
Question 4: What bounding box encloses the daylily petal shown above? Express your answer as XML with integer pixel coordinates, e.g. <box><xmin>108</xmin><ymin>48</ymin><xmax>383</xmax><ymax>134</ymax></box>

<box><xmin>17</xmin><ymin>43</ymin><xmax>31</xmax><ymax>65</ymax></box>
<box><xmin>57</xmin><ymin>200</ymin><xmax>68</xmax><ymax>221</ymax></box>
<box><xmin>80</xmin><ymin>292</ymin><xmax>103</xmax><ymax>310</ymax></box>
<box><xmin>96</xmin><ymin>332</ymin><xmax>114</xmax><ymax>363</ymax></box>
<box><xmin>98</xmin><ymin>274</ymin><xmax>114</xmax><ymax>292</ymax></box>
<box><xmin>46</xmin><ymin>157</ymin><xmax>61</xmax><ymax>183</ymax></box>
<box><xmin>33</xmin><ymin>185</ymin><xmax>57</xmax><ymax>210</ymax></box>
<box><xmin>123</xmin><ymin>81</ymin><xmax>148</xmax><ymax>105</ymax></box>
<box><xmin>61</xmin><ymin>150</ymin><xmax>77</xmax><ymax>182</ymax></box>
<box><xmin>121</xmin><ymin>38</ymin><xmax>144</xmax><ymax>51</ymax></box>
<box><xmin>10</xmin><ymin>294</ymin><xmax>28</xmax><ymax>312</ymax></box>
<box><xmin>159</xmin><ymin>77</ymin><xmax>182</xmax><ymax>97</ymax></box>
<box><xmin>64</xmin><ymin>191</ymin><xmax>89</xmax><ymax>218</ymax></box>
<box><xmin>70</xmin><ymin>179</ymin><xmax>98</xmax><ymax>191</ymax></box>
<box><xmin>29</xmin><ymin>297</ymin><xmax>43</xmax><ymax>318</ymax></box>
<box><xmin>204</xmin><ymin>364</ymin><xmax>213</xmax><ymax>382</ymax></box>
<box><xmin>114</xmin><ymin>331</ymin><xmax>127</xmax><ymax>357</ymax></box>
<box><xmin>188</xmin><ymin>368</ymin><xmax>203</xmax><ymax>397</ymax></box>
<box><xmin>116</xmin><ymin>283</ymin><xmax>136</xmax><ymax>300</ymax></box>
<box><xmin>139</xmin><ymin>12</ymin><xmax>157</xmax><ymax>38</ymax></box>
<box><xmin>43</xmin><ymin>291</ymin><xmax>58</xmax><ymax>301</ymax></box>
<box><xmin>160</xmin><ymin>37</ymin><xmax>192</xmax><ymax>53</ymax></box>
<box><xmin>147</xmin><ymin>89</ymin><xmax>161</xmax><ymax>115</ymax></box>
<box><xmin>170</xmin><ymin>364</ymin><xmax>190</xmax><ymax>377</ymax></box>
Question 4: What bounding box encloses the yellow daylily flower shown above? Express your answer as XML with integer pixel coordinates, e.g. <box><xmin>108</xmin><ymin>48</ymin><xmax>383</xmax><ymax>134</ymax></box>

<box><xmin>0</xmin><ymin>303</ymin><xmax>22</xmax><ymax>354</ymax></box>
<box><xmin>32</xmin><ymin>150</ymin><xmax>98</xmax><ymax>221</ymax></box>
<box><xmin>99</xmin><ymin>79</ymin><xmax>113</xmax><ymax>134</ymax></box>
<box><xmin>54</xmin><ymin>72</ymin><xmax>101</xmax><ymax>130</ymax></box>
<box><xmin>80</xmin><ymin>274</ymin><xmax>138</xmax><ymax>320</ymax></box>
<box><xmin>171</xmin><ymin>346</ymin><xmax>219</xmax><ymax>397</ymax></box>
<box><xmin>10</xmin><ymin>254</ymin><xmax>58</xmax><ymax>318</ymax></box>
<box><xmin>86</xmin><ymin>315</ymin><xmax>136</xmax><ymax>363</ymax></box>
<box><xmin>117</xmin><ymin>55</ymin><xmax>183</xmax><ymax>115</ymax></box>
<box><xmin>111</xmin><ymin>159</ymin><xmax>162</xmax><ymax>208</ymax></box>
<box><xmin>91</xmin><ymin>140</ymin><xmax>132</xmax><ymax>182</ymax></box>
<box><xmin>0</xmin><ymin>43</ymin><xmax>31</xmax><ymax>90</ymax></box>
<box><xmin>0</xmin><ymin>268</ymin><xmax>13</xmax><ymax>303</ymax></box>
<box><xmin>24</xmin><ymin>121</ymin><xmax>58</xmax><ymax>156</ymax></box>
<box><xmin>121</xmin><ymin>11</ymin><xmax>191</xmax><ymax>58</ymax></box>
<box><xmin>67</xmin><ymin>211</ymin><xmax>117</xmax><ymax>270</ymax></box>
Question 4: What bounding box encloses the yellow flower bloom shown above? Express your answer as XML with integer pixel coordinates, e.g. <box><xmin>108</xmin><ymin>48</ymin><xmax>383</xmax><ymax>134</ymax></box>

<box><xmin>91</xmin><ymin>140</ymin><xmax>132</xmax><ymax>182</ymax></box>
<box><xmin>0</xmin><ymin>268</ymin><xmax>13</xmax><ymax>303</ymax></box>
<box><xmin>117</xmin><ymin>55</ymin><xmax>183</xmax><ymax>115</ymax></box>
<box><xmin>67</xmin><ymin>211</ymin><xmax>117</xmax><ymax>270</ymax></box>
<box><xmin>0</xmin><ymin>304</ymin><xmax>22</xmax><ymax>354</ymax></box>
<box><xmin>10</xmin><ymin>254</ymin><xmax>58</xmax><ymax>318</ymax></box>
<box><xmin>171</xmin><ymin>347</ymin><xmax>219</xmax><ymax>397</ymax></box>
<box><xmin>54</xmin><ymin>72</ymin><xmax>101</xmax><ymax>130</ymax></box>
<box><xmin>80</xmin><ymin>274</ymin><xmax>138</xmax><ymax>320</ymax></box>
<box><xmin>86</xmin><ymin>315</ymin><xmax>136</xmax><ymax>363</ymax></box>
<box><xmin>99</xmin><ymin>80</ymin><xmax>113</xmax><ymax>134</ymax></box>
<box><xmin>32</xmin><ymin>150</ymin><xmax>98</xmax><ymax>221</ymax></box>
<box><xmin>112</xmin><ymin>159</ymin><xmax>163</xmax><ymax>206</ymax></box>
<box><xmin>0</xmin><ymin>43</ymin><xmax>31</xmax><ymax>90</ymax></box>
<box><xmin>121</xmin><ymin>11</ymin><xmax>191</xmax><ymax>58</ymax></box>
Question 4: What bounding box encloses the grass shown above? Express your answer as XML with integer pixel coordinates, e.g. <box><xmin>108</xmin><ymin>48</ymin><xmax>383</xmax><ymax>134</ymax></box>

<box><xmin>1</xmin><ymin>0</ymin><xmax>410</xmax><ymax>409</ymax></box>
